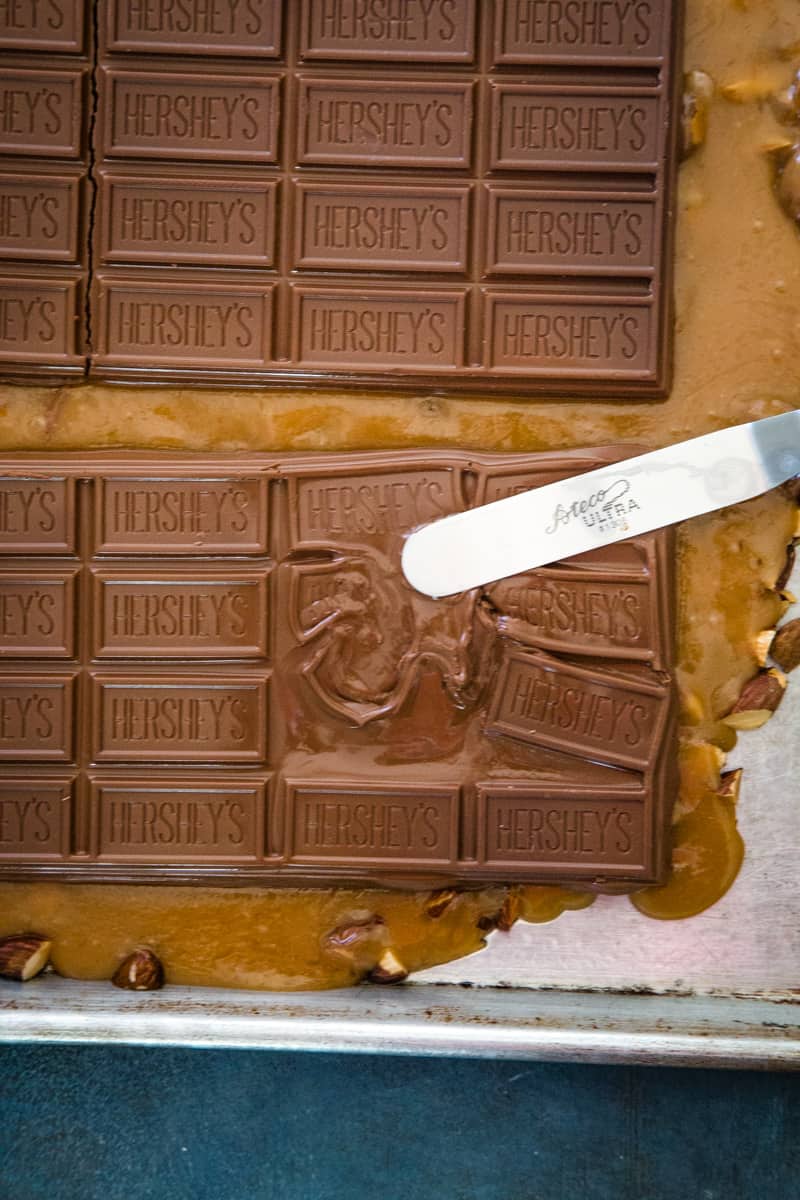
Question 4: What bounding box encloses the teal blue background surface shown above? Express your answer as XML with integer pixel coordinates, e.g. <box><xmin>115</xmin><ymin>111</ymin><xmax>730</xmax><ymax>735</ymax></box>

<box><xmin>1</xmin><ymin>1046</ymin><xmax>798</xmax><ymax>1199</ymax></box>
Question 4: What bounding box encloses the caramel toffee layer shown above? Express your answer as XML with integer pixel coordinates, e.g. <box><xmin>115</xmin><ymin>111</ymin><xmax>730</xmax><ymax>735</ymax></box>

<box><xmin>0</xmin><ymin>0</ymin><xmax>682</xmax><ymax>396</ymax></box>
<box><xmin>0</xmin><ymin>446</ymin><xmax>677</xmax><ymax>889</ymax></box>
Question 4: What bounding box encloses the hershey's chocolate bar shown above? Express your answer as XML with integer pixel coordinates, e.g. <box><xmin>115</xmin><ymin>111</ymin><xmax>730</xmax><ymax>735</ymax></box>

<box><xmin>0</xmin><ymin>9</ymin><xmax>91</xmax><ymax>380</ymax></box>
<box><xmin>0</xmin><ymin>0</ymin><xmax>683</xmax><ymax>395</ymax></box>
<box><xmin>0</xmin><ymin>446</ymin><xmax>677</xmax><ymax>889</ymax></box>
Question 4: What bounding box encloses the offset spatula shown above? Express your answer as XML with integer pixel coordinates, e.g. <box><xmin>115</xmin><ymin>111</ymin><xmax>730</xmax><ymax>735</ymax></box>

<box><xmin>402</xmin><ymin>412</ymin><xmax>800</xmax><ymax>597</ymax></box>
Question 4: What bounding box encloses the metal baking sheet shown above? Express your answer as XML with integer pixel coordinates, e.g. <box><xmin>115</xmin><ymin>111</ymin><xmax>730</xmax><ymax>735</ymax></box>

<box><xmin>1</xmin><ymin>572</ymin><xmax>798</xmax><ymax>1067</ymax></box>
<box><xmin>1</xmin><ymin>977</ymin><xmax>798</xmax><ymax>1070</ymax></box>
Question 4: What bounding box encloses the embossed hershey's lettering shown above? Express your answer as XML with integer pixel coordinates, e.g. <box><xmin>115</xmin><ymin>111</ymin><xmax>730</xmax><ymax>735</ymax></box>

<box><xmin>106</xmin><ymin>72</ymin><xmax>278</xmax><ymax>161</ymax></box>
<box><xmin>117</xmin><ymin>0</ymin><xmax>275</xmax><ymax>37</ymax></box>
<box><xmin>120</xmin><ymin>91</ymin><xmax>256</xmax><ymax>141</ymax></box>
<box><xmin>96</xmin><ymin>678</ymin><xmax>267</xmax><ymax>761</ymax></box>
<box><xmin>494</xmin><ymin>88</ymin><xmax>659</xmax><ymax>168</ymax></box>
<box><xmin>105</xmin><ymin>177</ymin><xmax>275</xmax><ymax>265</ymax></box>
<box><xmin>0</xmin><ymin>575</ymin><xmax>73</xmax><ymax>656</ymax></box>
<box><xmin>487</xmin><ymin>648</ymin><xmax>668</xmax><ymax>770</ymax></box>
<box><xmin>0</xmin><ymin>782</ymin><xmax>66</xmax><ymax>856</ymax></box>
<box><xmin>97</xmin><ymin>477</ymin><xmax>267</xmax><ymax>553</ymax></box>
<box><xmin>117</xmin><ymin>298</ymin><xmax>251</xmax><ymax>348</ymax></box>
<box><xmin>111</xmin><ymin>590</ymin><xmax>245</xmax><ymax>637</ymax></box>
<box><xmin>489</xmin><ymin>192</ymin><xmax>655</xmax><ymax>274</ymax></box>
<box><xmin>488</xmin><ymin>573</ymin><xmax>651</xmax><ymax>655</ymax></box>
<box><xmin>305</xmin><ymin>0</ymin><xmax>473</xmax><ymax>59</ymax></box>
<box><xmin>0</xmin><ymin>479</ymin><xmax>69</xmax><ymax>547</ymax></box>
<box><xmin>0</xmin><ymin>72</ymin><xmax>80</xmax><ymax>156</ymax></box>
<box><xmin>295</xmin><ymin>469</ymin><xmax>456</xmax><ymax>541</ymax></box>
<box><xmin>0</xmin><ymin>678</ymin><xmax>72</xmax><ymax>760</ymax></box>
<box><xmin>0</xmin><ymin>0</ymin><xmax>83</xmax><ymax>51</ymax></box>
<box><xmin>489</xmin><ymin>298</ymin><xmax>651</xmax><ymax>374</ymax></box>
<box><xmin>97</xmin><ymin>280</ymin><xmax>273</xmax><ymax>366</ymax></box>
<box><xmin>298</xmin><ymin>185</ymin><xmax>467</xmax><ymax>271</ymax></box>
<box><xmin>0</xmin><ymin>588</ymin><xmax>59</xmax><ymax>638</ymax></box>
<box><xmin>0</xmin><ymin>282</ymin><xmax>74</xmax><ymax>358</ymax></box>
<box><xmin>300</xmin><ymin>82</ymin><xmax>471</xmax><ymax>166</ymax></box>
<box><xmin>110</xmin><ymin>694</ymin><xmax>248</xmax><ymax>740</ymax></box>
<box><xmin>0</xmin><ymin>83</ymin><xmax>63</xmax><ymax>135</ymax></box>
<box><xmin>498</xmin><ymin>0</ymin><xmax>665</xmax><ymax>59</ymax></box>
<box><xmin>478</xmin><ymin>786</ymin><xmax>646</xmax><ymax>869</ymax></box>
<box><xmin>106</xmin><ymin>483</ymin><xmax>249</xmax><ymax>533</ymax></box>
<box><xmin>0</xmin><ymin>0</ymin><xmax>68</xmax><ymax>33</ymax></box>
<box><xmin>96</xmin><ymin>573</ymin><xmax>267</xmax><ymax>656</ymax></box>
<box><xmin>96</xmin><ymin>784</ymin><xmax>261</xmax><ymax>858</ymax></box>
<box><xmin>116</xmin><ymin>299</ymin><xmax>255</xmax><ymax>349</ymax></box>
<box><xmin>296</xmin><ymin>291</ymin><xmax>463</xmax><ymax>369</ymax></box>
<box><xmin>0</xmin><ymin>174</ymin><xmax>78</xmax><ymax>259</ymax></box>
<box><xmin>493</xmin><ymin>803</ymin><xmax>634</xmax><ymax>856</ymax></box>
<box><xmin>289</xmin><ymin>784</ymin><xmax>458</xmax><ymax>864</ymax></box>
<box><xmin>0</xmin><ymin>294</ymin><xmax>56</xmax><ymax>343</ymax></box>
<box><xmin>313</xmin><ymin>0</ymin><xmax>458</xmax><ymax>41</ymax></box>
<box><xmin>104</xmin><ymin>796</ymin><xmax>248</xmax><ymax>848</ymax></box>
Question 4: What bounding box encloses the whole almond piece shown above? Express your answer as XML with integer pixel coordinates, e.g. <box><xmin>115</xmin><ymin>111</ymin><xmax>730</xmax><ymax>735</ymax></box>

<box><xmin>729</xmin><ymin>668</ymin><xmax>786</xmax><ymax>716</ymax></box>
<box><xmin>0</xmin><ymin>933</ymin><xmax>52</xmax><ymax>981</ymax></box>
<box><xmin>111</xmin><ymin>949</ymin><xmax>164</xmax><ymax>992</ymax></box>
<box><xmin>771</xmin><ymin>618</ymin><xmax>800</xmax><ymax>672</ymax></box>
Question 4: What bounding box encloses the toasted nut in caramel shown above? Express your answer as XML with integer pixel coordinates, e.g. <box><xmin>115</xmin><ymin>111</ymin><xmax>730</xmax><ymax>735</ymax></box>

<box><xmin>722</xmin><ymin>666</ymin><xmax>786</xmax><ymax>731</ymax></box>
<box><xmin>722</xmin><ymin>709</ymin><xmax>774</xmax><ymax>731</ymax></box>
<box><xmin>772</xmin><ymin>70</ymin><xmax>800</xmax><ymax>124</ymax></box>
<box><xmin>111</xmin><ymin>948</ymin><xmax>165</xmax><ymax>992</ymax></box>
<box><xmin>424</xmin><ymin>889</ymin><xmax>459</xmax><ymax>919</ymax></box>
<box><xmin>368</xmin><ymin>949</ymin><xmax>409</xmax><ymax>985</ymax></box>
<box><xmin>496</xmin><ymin>892</ymin><xmax>521</xmax><ymax>932</ymax></box>
<box><xmin>729</xmin><ymin>668</ymin><xmax>787</xmax><ymax>717</ymax></box>
<box><xmin>322</xmin><ymin>915</ymin><xmax>390</xmax><ymax>976</ymax></box>
<box><xmin>477</xmin><ymin>892</ymin><xmax>520</xmax><ymax>934</ymax></box>
<box><xmin>771</xmin><ymin>618</ymin><xmax>800</xmax><ymax>672</ymax></box>
<box><xmin>323</xmin><ymin>915</ymin><xmax>386</xmax><ymax>953</ymax></box>
<box><xmin>776</xmin><ymin>146</ymin><xmax>800</xmax><ymax>224</ymax></box>
<box><xmin>717</xmin><ymin>768</ymin><xmax>744</xmax><ymax>803</ymax></box>
<box><xmin>753</xmin><ymin>629</ymin><xmax>777</xmax><ymax>666</ymax></box>
<box><xmin>682</xmin><ymin>70</ymin><xmax>713</xmax><ymax>158</ymax></box>
<box><xmin>0</xmin><ymin>932</ymin><xmax>51</xmax><ymax>982</ymax></box>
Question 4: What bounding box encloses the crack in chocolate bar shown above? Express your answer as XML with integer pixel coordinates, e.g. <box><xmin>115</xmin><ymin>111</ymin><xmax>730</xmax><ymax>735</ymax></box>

<box><xmin>0</xmin><ymin>446</ymin><xmax>677</xmax><ymax>889</ymax></box>
<box><xmin>0</xmin><ymin>0</ymin><xmax>683</xmax><ymax>396</ymax></box>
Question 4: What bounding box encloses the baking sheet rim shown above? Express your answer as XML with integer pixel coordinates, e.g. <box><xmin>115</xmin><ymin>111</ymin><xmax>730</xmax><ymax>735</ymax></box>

<box><xmin>2</xmin><ymin>976</ymin><xmax>798</xmax><ymax>1070</ymax></box>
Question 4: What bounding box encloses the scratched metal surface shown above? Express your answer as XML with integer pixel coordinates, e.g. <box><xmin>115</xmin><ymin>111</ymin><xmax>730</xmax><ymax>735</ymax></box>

<box><xmin>1</xmin><ymin>573</ymin><xmax>797</xmax><ymax>1063</ymax></box>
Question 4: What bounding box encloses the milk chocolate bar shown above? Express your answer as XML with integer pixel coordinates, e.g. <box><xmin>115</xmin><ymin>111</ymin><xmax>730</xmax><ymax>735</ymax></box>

<box><xmin>0</xmin><ymin>0</ymin><xmax>683</xmax><ymax>395</ymax></box>
<box><xmin>0</xmin><ymin>1</ymin><xmax>90</xmax><ymax>380</ymax></box>
<box><xmin>0</xmin><ymin>446</ymin><xmax>677</xmax><ymax>888</ymax></box>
